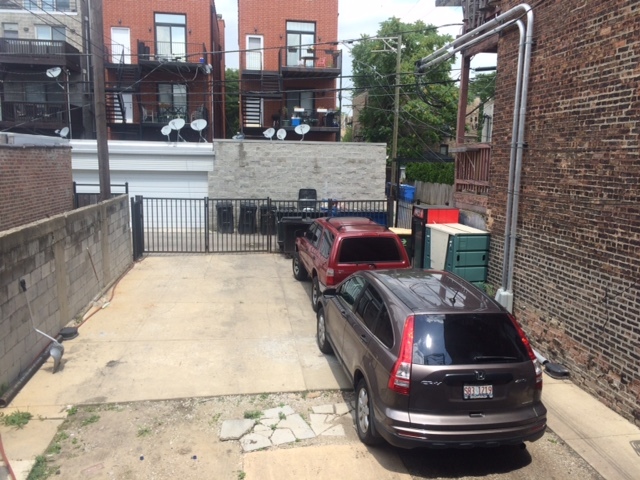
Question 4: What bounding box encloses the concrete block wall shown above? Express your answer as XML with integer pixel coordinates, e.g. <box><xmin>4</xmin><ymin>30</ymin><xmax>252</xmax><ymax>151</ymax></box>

<box><xmin>0</xmin><ymin>143</ymin><xmax>74</xmax><ymax>231</ymax></box>
<box><xmin>0</xmin><ymin>196</ymin><xmax>132</xmax><ymax>392</ymax></box>
<box><xmin>210</xmin><ymin>140</ymin><xmax>387</xmax><ymax>200</ymax></box>
<box><xmin>487</xmin><ymin>0</ymin><xmax>640</xmax><ymax>424</ymax></box>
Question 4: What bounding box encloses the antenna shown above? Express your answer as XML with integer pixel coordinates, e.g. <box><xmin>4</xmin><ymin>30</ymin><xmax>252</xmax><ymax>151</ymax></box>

<box><xmin>46</xmin><ymin>67</ymin><xmax>62</xmax><ymax>78</ymax></box>
<box><xmin>190</xmin><ymin>118</ymin><xmax>208</xmax><ymax>142</ymax></box>
<box><xmin>263</xmin><ymin>127</ymin><xmax>275</xmax><ymax>140</ymax></box>
<box><xmin>161</xmin><ymin>125</ymin><xmax>172</xmax><ymax>143</ymax></box>
<box><xmin>276</xmin><ymin>128</ymin><xmax>287</xmax><ymax>140</ymax></box>
<box><xmin>169</xmin><ymin>118</ymin><xmax>186</xmax><ymax>142</ymax></box>
<box><xmin>294</xmin><ymin>123</ymin><xmax>310</xmax><ymax>141</ymax></box>
<box><xmin>56</xmin><ymin>127</ymin><xmax>69</xmax><ymax>138</ymax></box>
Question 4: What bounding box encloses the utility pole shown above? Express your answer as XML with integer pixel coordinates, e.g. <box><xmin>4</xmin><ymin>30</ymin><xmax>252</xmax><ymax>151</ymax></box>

<box><xmin>89</xmin><ymin>0</ymin><xmax>111</xmax><ymax>200</ymax></box>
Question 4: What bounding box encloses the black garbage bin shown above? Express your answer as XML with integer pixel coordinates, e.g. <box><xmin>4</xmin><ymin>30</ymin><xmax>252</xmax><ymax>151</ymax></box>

<box><xmin>216</xmin><ymin>202</ymin><xmax>234</xmax><ymax>233</ymax></box>
<box><xmin>260</xmin><ymin>204</ymin><xmax>277</xmax><ymax>235</ymax></box>
<box><xmin>238</xmin><ymin>202</ymin><xmax>257</xmax><ymax>234</ymax></box>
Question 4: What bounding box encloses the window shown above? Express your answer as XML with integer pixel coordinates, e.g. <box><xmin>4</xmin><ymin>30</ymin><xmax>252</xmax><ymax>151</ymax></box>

<box><xmin>338</xmin><ymin>276</ymin><xmax>366</xmax><ymax>308</ymax></box>
<box><xmin>338</xmin><ymin>237</ymin><xmax>403</xmax><ymax>263</ymax></box>
<box><xmin>246</xmin><ymin>35</ymin><xmax>263</xmax><ymax>70</ymax></box>
<box><xmin>158</xmin><ymin>84</ymin><xmax>187</xmax><ymax>120</ymax></box>
<box><xmin>2</xmin><ymin>23</ymin><xmax>18</xmax><ymax>39</ymax></box>
<box><xmin>286</xmin><ymin>21</ymin><xmax>315</xmax><ymax>67</ymax></box>
<box><xmin>318</xmin><ymin>230</ymin><xmax>334</xmax><ymax>258</ymax></box>
<box><xmin>23</xmin><ymin>0</ymin><xmax>37</xmax><ymax>10</ymax></box>
<box><xmin>286</xmin><ymin>91</ymin><xmax>313</xmax><ymax>117</ymax></box>
<box><xmin>354</xmin><ymin>286</ymin><xmax>393</xmax><ymax>347</ymax></box>
<box><xmin>36</xmin><ymin>25</ymin><xmax>66</xmax><ymax>41</ymax></box>
<box><xmin>155</xmin><ymin>13</ymin><xmax>186</xmax><ymax>61</ymax></box>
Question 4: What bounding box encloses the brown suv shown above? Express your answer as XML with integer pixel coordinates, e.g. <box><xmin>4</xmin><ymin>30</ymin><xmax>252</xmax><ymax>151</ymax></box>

<box><xmin>317</xmin><ymin>269</ymin><xmax>547</xmax><ymax>449</ymax></box>
<box><xmin>293</xmin><ymin>217</ymin><xmax>411</xmax><ymax>311</ymax></box>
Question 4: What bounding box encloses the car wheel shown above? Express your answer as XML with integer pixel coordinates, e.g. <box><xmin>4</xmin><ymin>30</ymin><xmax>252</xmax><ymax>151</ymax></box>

<box><xmin>355</xmin><ymin>379</ymin><xmax>382</xmax><ymax>446</ymax></box>
<box><xmin>311</xmin><ymin>276</ymin><xmax>321</xmax><ymax>312</ymax></box>
<box><xmin>316</xmin><ymin>307</ymin><xmax>333</xmax><ymax>354</ymax></box>
<box><xmin>292</xmin><ymin>253</ymin><xmax>308</xmax><ymax>281</ymax></box>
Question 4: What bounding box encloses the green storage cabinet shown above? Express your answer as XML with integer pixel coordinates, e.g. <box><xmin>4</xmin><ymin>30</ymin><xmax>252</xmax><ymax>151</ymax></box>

<box><xmin>423</xmin><ymin>224</ymin><xmax>490</xmax><ymax>283</ymax></box>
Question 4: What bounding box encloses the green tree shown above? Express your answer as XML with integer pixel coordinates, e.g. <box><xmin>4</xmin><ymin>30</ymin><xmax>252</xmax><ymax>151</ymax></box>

<box><xmin>225</xmin><ymin>68</ymin><xmax>240</xmax><ymax>138</ymax></box>
<box><xmin>351</xmin><ymin>18</ymin><xmax>458</xmax><ymax>160</ymax></box>
<box><xmin>468</xmin><ymin>72</ymin><xmax>496</xmax><ymax>141</ymax></box>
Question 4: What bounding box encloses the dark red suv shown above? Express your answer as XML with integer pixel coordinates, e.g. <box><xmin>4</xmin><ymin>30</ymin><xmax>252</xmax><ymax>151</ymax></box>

<box><xmin>292</xmin><ymin>217</ymin><xmax>411</xmax><ymax>311</ymax></box>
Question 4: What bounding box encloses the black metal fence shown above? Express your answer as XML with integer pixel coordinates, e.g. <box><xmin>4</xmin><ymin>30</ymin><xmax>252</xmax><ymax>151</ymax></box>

<box><xmin>130</xmin><ymin>197</ymin><xmax>389</xmax><ymax>255</ymax></box>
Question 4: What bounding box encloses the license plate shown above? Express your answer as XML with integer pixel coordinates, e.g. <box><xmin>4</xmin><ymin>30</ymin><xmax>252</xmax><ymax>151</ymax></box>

<box><xmin>463</xmin><ymin>384</ymin><xmax>493</xmax><ymax>399</ymax></box>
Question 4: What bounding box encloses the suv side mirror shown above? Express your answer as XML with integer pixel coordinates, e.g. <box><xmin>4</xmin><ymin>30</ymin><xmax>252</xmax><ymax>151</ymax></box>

<box><xmin>323</xmin><ymin>288</ymin><xmax>337</xmax><ymax>297</ymax></box>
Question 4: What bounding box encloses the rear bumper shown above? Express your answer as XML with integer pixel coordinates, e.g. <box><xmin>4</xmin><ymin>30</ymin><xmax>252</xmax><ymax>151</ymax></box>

<box><xmin>374</xmin><ymin>407</ymin><xmax>547</xmax><ymax>449</ymax></box>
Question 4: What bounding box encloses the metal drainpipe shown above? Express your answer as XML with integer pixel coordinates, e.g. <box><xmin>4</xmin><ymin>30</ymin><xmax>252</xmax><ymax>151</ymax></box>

<box><xmin>496</xmin><ymin>19</ymin><xmax>527</xmax><ymax>312</ymax></box>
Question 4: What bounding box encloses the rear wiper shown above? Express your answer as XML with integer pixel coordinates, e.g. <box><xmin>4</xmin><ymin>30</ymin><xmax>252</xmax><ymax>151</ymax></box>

<box><xmin>473</xmin><ymin>355</ymin><xmax>518</xmax><ymax>363</ymax></box>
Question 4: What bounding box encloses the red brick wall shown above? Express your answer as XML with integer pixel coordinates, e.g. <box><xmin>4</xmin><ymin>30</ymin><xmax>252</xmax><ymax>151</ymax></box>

<box><xmin>0</xmin><ymin>146</ymin><xmax>73</xmax><ymax>231</ymax></box>
<box><xmin>238</xmin><ymin>0</ymin><xmax>339</xmax><ymax>71</ymax></box>
<box><xmin>488</xmin><ymin>0</ymin><xmax>640</xmax><ymax>424</ymax></box>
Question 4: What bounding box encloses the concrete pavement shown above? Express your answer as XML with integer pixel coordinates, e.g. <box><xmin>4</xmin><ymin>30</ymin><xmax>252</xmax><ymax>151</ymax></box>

<box><xmin>1</xmin><ymin>254</ymin><xmax>639</xmax><ymax>479</ymax></box>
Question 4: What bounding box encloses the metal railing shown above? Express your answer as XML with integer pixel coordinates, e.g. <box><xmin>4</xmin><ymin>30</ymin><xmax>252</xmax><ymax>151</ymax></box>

<box><xmin>0</xmin><ymin>102</ymin><xmax>64</xmax><ymax>124</ymax></box>
<box><xmin>73</xmin><ymin>182</ymin><xmax>129</xmax><ymax>208</ymax></box>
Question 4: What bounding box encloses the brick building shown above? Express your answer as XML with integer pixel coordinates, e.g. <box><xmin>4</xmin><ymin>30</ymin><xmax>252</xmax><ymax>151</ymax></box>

<box><xmin>103</xmin><ymin>0</ymin><xmax>226</xmax><ymax>141</ymax></box>
<box><xmin>237</xmin><ymin>0</ymin><xmax>342</xmax><ymax>141</ymax></box>
<box><xmin>0</xmin><ymin>0</ymin><xmax>86</xmax><ymax>138</ymax></box>
<box><xmin>439</xmin><ymin>1</ymin><xmax>640</xmax><ymax>424</ymax></box>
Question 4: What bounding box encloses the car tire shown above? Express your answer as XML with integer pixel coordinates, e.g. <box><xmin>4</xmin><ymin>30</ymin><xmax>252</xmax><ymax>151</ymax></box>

<box><xmin>292</xmin><ymin>253</ymin><xmax>308</xmax><ymax>281</ymax></box>
<box><xmin>355</xmin><ymin>379</ymin><xmax>382</xmax><ymax>446</ymax></box>
<box><xmin>311</xmin><ymin>276</ymin><xmax>321</xmax><ymax>312</ymax></box>
<box><xmin>316</xmin><ymin>307</ymin><xmax>333</xmax><ymax>354</ymax></box>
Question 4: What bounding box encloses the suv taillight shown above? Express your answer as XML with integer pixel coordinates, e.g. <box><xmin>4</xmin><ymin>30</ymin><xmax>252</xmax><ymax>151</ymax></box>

<box><xmin>388</xmin><ymin>315</ymin><xmax>414</xmax><ymax>395</ymax></box>
<box><xmin>508</xmin><ymin>313</ymin><xmax>543</xmax><ymax>391</ymax></box>
<box><xmin>326</xmin><ymin>268</ymin><xmax>335</xmax><ymax>286</ymax></box>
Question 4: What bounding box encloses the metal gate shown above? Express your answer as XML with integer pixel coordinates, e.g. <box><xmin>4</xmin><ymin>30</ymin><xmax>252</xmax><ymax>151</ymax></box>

<box><xmin>130</xmin><ymin>196</ymin><xmax>390</xmax><ymax>255</ymax></box>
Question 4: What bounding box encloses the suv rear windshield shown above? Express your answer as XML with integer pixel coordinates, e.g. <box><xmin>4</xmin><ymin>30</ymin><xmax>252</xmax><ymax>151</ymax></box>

<box><xmin>338</xmin><ymin>237</ymin><xmax>403</xmax><ymax>263</ymax></box>
<box><xmin>412</xmin><ymin>313</ymin><xmax>529</xmax><ymax>366</ymax></box>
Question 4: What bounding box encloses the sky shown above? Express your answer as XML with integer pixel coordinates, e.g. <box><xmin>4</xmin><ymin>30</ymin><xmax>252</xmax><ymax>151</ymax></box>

<box><xmin>214</xmin><ymin>0</ymin><xmax>495</xmax><ymax>111</ymax></box>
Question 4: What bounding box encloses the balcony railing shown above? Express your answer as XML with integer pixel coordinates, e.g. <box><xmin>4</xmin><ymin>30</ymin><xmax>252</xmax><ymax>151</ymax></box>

<box><xmin>279</xmin><ymin>47</ymin><xmax>342</xmax><ymax>76</ymax></box>
<box><xmin>0</xmin><ymin>102</ymin><xmax>65</xmax><ymax>124</ymax></box>
<box><xmin>454</xmin><ymin>143</ymin><xmax>491</xmax><ymax>196</ymax></box>
<box><xmin>0</xmin><ymin>38</ymin><xmax>81</xmax><ymax>70</ymax></box>
<box><xmin>1</xmin><ymin>0</ymin><xmax>78</xmax><ymax>12</ymax></box>
<box><xmin>136</xmin><ymin>40</ymin><xmax>207</xmax><ymax>64</ymax></box>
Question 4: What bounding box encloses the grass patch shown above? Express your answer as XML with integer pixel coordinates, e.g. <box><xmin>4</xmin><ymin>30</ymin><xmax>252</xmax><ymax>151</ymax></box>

<box><xmin>243</xmin><ymin>410</ymin><xmax>262</xmax><ymax>420</ymax></box>
<box><xmin>259</xmin><ymin>393</ymin><xmax>269</xmax><ymax>401</ymax></box>
<box><xmin>278</xmin><ymin>412</ymin><xmax>286</xmax><ymax>420</ymax></box>
<box><xmin>137</xmin><ymin>427</ymin><xmax>152</xmax><ymax>437</ymax></box>
<box><xmin>67</xmin><ymin>406</ymin><xmax>78</xmax><ymax>416</ymax></box>
<box><xmin>27</xmin><ymin>455</ymin><xmax>57</xmax><ymax>480</ymax></box>
<box><xmin>81</xmin><ymin>414</ymin><xmax>100</xmax><ymax>426</ymax></box>
<box><xmin>1</xmin><ymin>410</ymin><xmax>33</xmax><ymax>429</ymax></box>
<box><xmin>237</xmin><ymin>472</ymin><xmax>246</xmax><ymax>480</ymax></box>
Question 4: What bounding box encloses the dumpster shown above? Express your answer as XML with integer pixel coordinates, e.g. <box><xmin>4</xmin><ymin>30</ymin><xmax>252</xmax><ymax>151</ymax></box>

<box><xmin>278</xmin><ymin>216</ymin><xmax>313</xmax><ymax>255</ymax></box>
<box><xmin>238</xmin><ymin>202</ymin><xmax>257</xmax><ymax>234</ymax></box>
<box><xmin>260</xmin><ymin>204</ymin><xmax>277</xmax><ymax>235</ymax></box>
<box><xmin>216</xmin><ymin>201</ymin><xmax>234</xmax><ymax>233</ymax></box>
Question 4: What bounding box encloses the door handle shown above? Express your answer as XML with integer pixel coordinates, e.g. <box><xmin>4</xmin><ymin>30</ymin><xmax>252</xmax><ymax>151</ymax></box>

<box><xmin>340</xmin><ymin>310</ymin><xmax>347</xmax><ymax>318</ymax></box>
<box><xmin>360</xmin><ymin>334</ymin><xmax>369</xmax><ymax>344</ymax></box>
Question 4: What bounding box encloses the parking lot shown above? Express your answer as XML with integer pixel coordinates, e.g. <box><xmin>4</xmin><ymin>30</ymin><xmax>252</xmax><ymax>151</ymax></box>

<box><xmin>0</xmin><ymin>254</ymin><xmax>631</xmax><ymax>479</ymax></box>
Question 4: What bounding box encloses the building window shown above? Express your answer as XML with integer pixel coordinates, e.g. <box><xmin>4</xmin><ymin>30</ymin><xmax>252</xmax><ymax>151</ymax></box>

<box><xmin>158</xmin><ymin>84</ymin><xmax>187</xmax><ymax>121</ymax></box>
<box><xmin>246</xmin><ymin>35</ymin><xmax>263</xmax><ymax>70</ymax></box>
<box><xmin>286</xmin><ymin>91</ymin><xmax>314</xmax><ymax>117</ymax></box>
<box><xmin>24</xmin><ymin>0</ymin><xmax>72</xmax><ymax>12</ymax></box>
<box><xmin>36</xmin><ymin>25</ymin><xmax>66</xmax><ymax>41</ymax></box>
<box><xmin>155</xmin><ymin>13</ymin><xmax>186</xmax><ymax>61</ymax></box>
<box><xmin>3</xmin><ymin>23</ymin><xmax>19</xmax><ymax>39</ymax></box>
<box><xmin>286</xmin><ymin>21</ymin><xmax>315</xmax><ymax>67</ymax></box>
<box><xmin>23</xmin><ymin>0</ymin><xmax>37</xmax><ymax>10</ymax></box>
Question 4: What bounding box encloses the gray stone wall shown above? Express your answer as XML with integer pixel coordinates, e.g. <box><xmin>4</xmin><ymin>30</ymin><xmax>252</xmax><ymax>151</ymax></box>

<box><xmin>0</xmin><ymin>196</ymin><xmax>132</xmax><ymax>390</ymax></box>
<box><xmin>209</xmin><ymin>140</ymin><xmax>387</xmax><ymax>200</ymax></box>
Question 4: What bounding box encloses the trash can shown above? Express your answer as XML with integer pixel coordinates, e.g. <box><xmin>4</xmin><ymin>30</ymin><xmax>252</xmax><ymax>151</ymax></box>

<box><xmin>278</xmin><ymin>216</ymin><xmax>313</xmax><ymax>254</ymax></box>
<box><xmin>238</xmin><ymin>202</ymin><xmax>257</xmax><ymax>234</ymax></box>
<box><xmin>260</xmin><ymin>204</ymin><xmax>277</xmax><ymax>235</ymax></box>
<box><xmin>216</xmin><ymin>201</ymin><xmax>234</xmax><ymax>233</ymax></box>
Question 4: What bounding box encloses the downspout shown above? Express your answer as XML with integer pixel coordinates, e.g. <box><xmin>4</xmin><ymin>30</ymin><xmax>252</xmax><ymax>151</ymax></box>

<box><xmin>495</xmin><ymin>19</ymin><xmax>527</xmax><ymax>312</ymax></box>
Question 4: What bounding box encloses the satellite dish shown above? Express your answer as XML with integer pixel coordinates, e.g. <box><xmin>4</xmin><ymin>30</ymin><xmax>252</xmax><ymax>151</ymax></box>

<box><xmin>161</xmin><ymin>125</ymin><xmax>172</xmax><ymax>142</ymax></box>
<box><xmin>168</xmin><ymin>118</ymin><xmax>185</xmax><ymax>130</ymax></box>
<box><xmin>168</xmin><ymin>118</ymin><xmax>186</xmax><ymax>142</ymax></box>
<box><xmin>263</xmin><ymin>127</ymin><xmax>275</xmax><ymax>140</ymax></box>
<box><xmin>46</xmin><ymin>67</ymin><xmax>62</xmax><ymax>78</ymax></box>
<box><xmin>294</xmin><ymin>123</ymin><xmax>310</xmax><ymax>141</ymax></box>
<box><xmin>190</xmin><ymin>119</ymin><xmax>208</xmax><ymax>142</ymax></box>
<box><xmin>276</xmin><ymin>128</ymin><xmax>287</xmax><ymax>140</ymax></box>
<box><xmin>57</xmin><ymin>126</ymin><xmax>69</xmax><ymax>138</ymax></box>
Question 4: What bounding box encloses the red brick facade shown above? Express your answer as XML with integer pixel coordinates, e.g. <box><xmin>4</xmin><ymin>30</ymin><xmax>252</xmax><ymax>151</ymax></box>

<box><xmin>102</xmin><ymin>0</ymin><xmax>225</xmax><ymax>140</ymax></box>
<box><xmin>487</xmin><ymin>0</ymin><xmax>640</xmax><ymax>424</ymax></box>
<box><xmin>0</xmin><ymin>145</ymin><xmax>73</xmax><ymax>231</ymax></box>
<box><xmin>237</xmin><ymin>0</ymin><xmax>340</xmax><ymax>141</ymax></box>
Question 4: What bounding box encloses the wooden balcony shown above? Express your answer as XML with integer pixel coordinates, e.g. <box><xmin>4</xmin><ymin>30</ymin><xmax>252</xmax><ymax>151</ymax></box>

<box><xmin>0</xmin><ymin>38</ymin><xmax>81</xmax><ymax>71</ymax></box>
<box><xmin>452</xmin><ymin>143</ymin><xmax>491</xmax><ymax>213</ymax></box>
